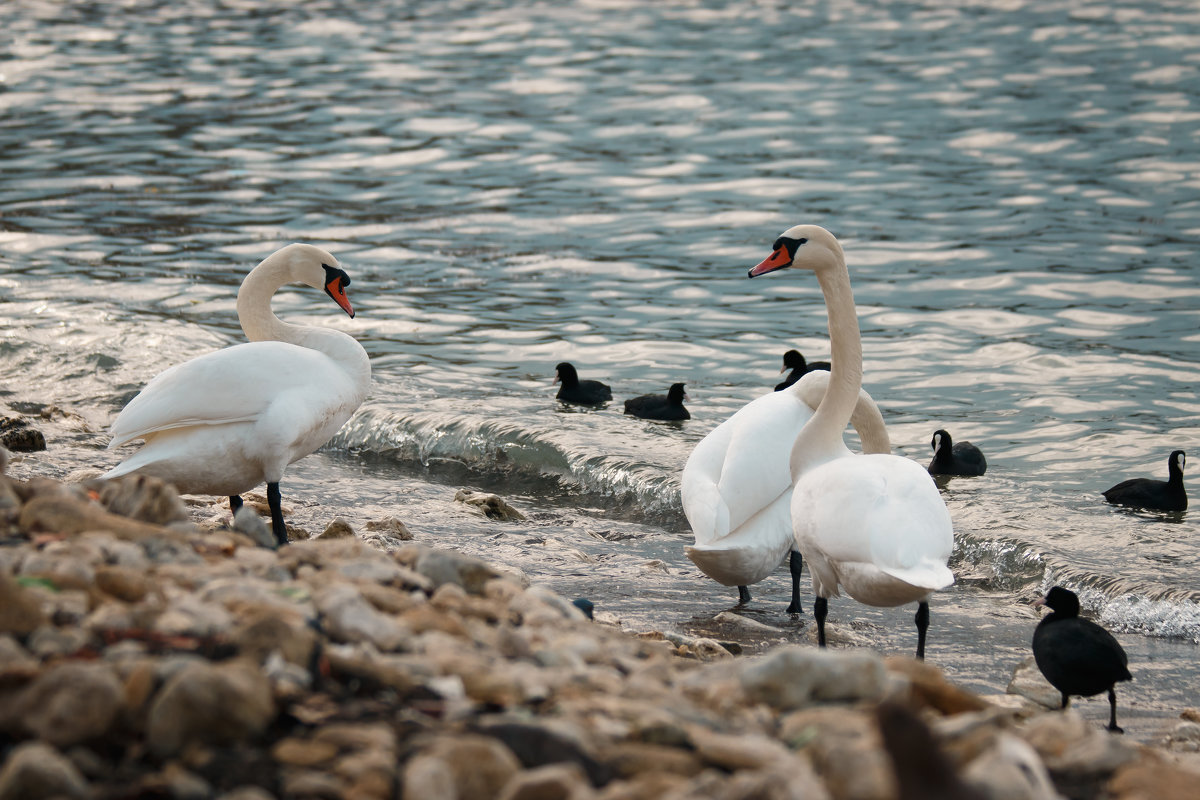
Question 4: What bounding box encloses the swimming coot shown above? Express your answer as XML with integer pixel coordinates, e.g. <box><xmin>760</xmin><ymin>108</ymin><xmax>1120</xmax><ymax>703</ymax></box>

<box><xmin>1102</xmin><ymin>450</ymin><xmax>1186</xmax><ymax>512</ymax></box>
<box><xmin>774</xmin><ymin>349</ymin><xmax>831</xmax><ymax>391</ymax></box>
<box><xmin>623</xmin><ymin>382</ymin><xmax>689</xmax><ymax>421</ymax></box>
<box><xmin>554</xmin><ymin>362</ymin><xmax>612</xmax><ymax>405</ymax></box>
<box><xmin>927</xmin><ymin>429</ymin><xmax>987</xmax><ymax>477</ymax></box>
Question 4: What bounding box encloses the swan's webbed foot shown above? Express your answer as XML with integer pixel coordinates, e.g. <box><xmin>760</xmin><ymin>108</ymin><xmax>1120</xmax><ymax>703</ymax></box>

<box><xmin>814</xmin><ymin>596</ymin><xmax>828</xmax><ymax>647</ymax></box>
<box><xmin>267</xmin><ymin>482</ymin><xmax>288</xmax><ymax>548</ymax></box>
<box><xmin>915</xmin><ymin>600</ymin><xmax>930</xmax><ymax>660</ymax></box>
<box><xmin>785</xmin><ymin>550</ymin><xmax>804</xmax><ymax>614</ymax></box>
<box><xmin>737</xmin><ymin>585</ymin><xmax>752</xmax><ymax>605</ymax></box>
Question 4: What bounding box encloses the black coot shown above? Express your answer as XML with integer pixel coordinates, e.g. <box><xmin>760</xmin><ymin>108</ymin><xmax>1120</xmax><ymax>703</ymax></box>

<box><xmin>554</xmin><ymin>362</ymin><xmax>612</xmax><ymax>405</ymax></box>
<box><xmin>623</xmin><ymin>382</ymin><xmax>689</xmax><ymax>421</ymax></box>
<box><xmin>774</xmin><ymin>349</ymin><xmax>831</xmax><ymax>391</ymax></box>
<box><xmin>1031</xmin><ymin>586</ymin><xmax>1132</xmax><ymax>733</ymax></box>
<box><xmin>927</xmin><ymin>429</ymin><xmax>987</xmax><ymax>477</ymax></box>
<box><xmin>1102</xmin><ymin>450</ymin><xmax>1187</xmax><ymax>512</ymax></box>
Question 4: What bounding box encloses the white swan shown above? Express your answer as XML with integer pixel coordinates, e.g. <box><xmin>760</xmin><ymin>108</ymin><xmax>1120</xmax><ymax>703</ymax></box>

<box><xmin>102</xmin><ymin>244</ymin><xmax>372</xmax><ymax>546</ymax></box>
<box><xmin>682</xmin><ymin>370</ymin><xmax>891</xmax><ymax>612</ymax></box>
<box><xmin>748</xmin><ymin>224</ymin><xmax>954</xmax><ymax>659</ymax></box>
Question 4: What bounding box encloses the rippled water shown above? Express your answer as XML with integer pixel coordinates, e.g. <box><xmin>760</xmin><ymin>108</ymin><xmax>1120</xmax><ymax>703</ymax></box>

<box><xmin>3</xmin><ymin>0</ymin><xmax>1199</xmax><ymax>733</ymax></box>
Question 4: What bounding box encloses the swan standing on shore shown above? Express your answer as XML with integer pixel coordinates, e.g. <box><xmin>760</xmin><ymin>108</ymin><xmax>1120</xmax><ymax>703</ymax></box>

<box><xmin>103</xmin><ymin>244</ymin><xmax>372</xmax><ymax>546</ymax></box>
<box><xmin>748</xmin><ymin>224</ymin><xmax>954</xmax><ymax>659</ymax></box>
<box><xmin>683</xmin><ymin>369</ymin><xmax>892</xmax><ymax>612</ymax></box>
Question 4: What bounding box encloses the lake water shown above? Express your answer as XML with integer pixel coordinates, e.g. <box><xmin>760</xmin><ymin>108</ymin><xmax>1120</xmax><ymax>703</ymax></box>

<box><xmin>2</xmin><ymin>0</ymin><xmax>1198</xmax><ymax>736</ymax></box>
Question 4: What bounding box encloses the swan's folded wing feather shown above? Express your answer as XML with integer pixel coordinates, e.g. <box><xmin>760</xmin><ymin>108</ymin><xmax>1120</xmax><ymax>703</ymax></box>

<box><xmin>681</xmin><ymin>417</ymin><xmax>735</xmax><ymax>543</ymax></box>
<box><xmin>714</xmin><ymin>391</ymin><xmax>812</xmax><ymax>535</ymax></box>
<box><xmin>863</xmin><ymin>457</ymin><xmax>955</xmax><ymax>590</ymax></box>
<box><xmin>109</xmin><ymin>342</ymin><xmax>345</xmax><ymax>447</ymax></box>
<box><xmin>792</xmin><ymin>455</ymin><xmax>953</xmax><ymax>592</ymax></box>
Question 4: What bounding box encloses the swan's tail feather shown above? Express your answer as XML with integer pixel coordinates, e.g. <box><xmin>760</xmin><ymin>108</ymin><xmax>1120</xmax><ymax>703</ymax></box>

<box><xmin>879</xmin><ymin>561</ymin><xmax>955</xmax><ymax>593</ymax></box>
<box><xmin>685</xmin><ymin>541</ymin><xmax>784</xmax><ymax>587</ymax></box>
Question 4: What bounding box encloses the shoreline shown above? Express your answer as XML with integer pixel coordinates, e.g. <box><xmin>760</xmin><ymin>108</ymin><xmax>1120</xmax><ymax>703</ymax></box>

<box><xmin>2</xmin><ymin>454</ymin><xmax>1200</xmax><ymax>799</ymax></box>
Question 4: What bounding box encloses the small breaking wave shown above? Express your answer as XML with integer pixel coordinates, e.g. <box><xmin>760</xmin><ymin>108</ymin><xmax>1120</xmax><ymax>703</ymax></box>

<box><xmin>329</xmin><ymin>406</ymin><xmax>685</xmax><ymax>520</ymax></box>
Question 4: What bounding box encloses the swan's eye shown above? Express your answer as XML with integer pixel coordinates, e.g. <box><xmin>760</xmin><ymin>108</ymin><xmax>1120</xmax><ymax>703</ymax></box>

<box><xmin>775</xmin><ymin>237</ymin><xmax>807</xmax><ymax>259</ymax></box>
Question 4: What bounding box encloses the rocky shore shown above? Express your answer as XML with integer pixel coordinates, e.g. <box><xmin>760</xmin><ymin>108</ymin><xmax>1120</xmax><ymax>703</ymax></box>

<box><xmin>2</xmin><ymin>443</ymin><xmax>1199</xmax><ymax>800</ymax></box>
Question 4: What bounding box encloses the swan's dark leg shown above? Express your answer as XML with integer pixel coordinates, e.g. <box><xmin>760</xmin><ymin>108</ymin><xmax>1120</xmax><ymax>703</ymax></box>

<box><xmin>266</xmin><ymin>482</ymin><xmax>287</xmax><ymax>547</ymax></box>
<box><xmin>737</xmin><ymin>585</ymin><xmax>752</xmax><ymax>605</ymax></box>
<box><xmin>785</xmin><ymin>550</ymin><xmax>804</xmax><ymax>614</ymax></box>
<box><xmin>229</xmin><ymin>495</ymin><xmax>243</xmax><ymax>515</ymax></box>
<box><xmin>1061</xmin><ymin>693</ymin><xmax>1070</xmax><ymax>710</ymax></box>
<box><xmin>915</xmin><ymin>600</ymin><xmax>930</xmax><ymax>660</ymax></box>
<box><xmin>1106</xmin><ymin>688</ymin><xmax>1123</xmax><ymax>734</ymax></box>
<box><xmin>814</xmin><ymin>596</ymin><xmax>828</xmax><ymax>647</ymax></box>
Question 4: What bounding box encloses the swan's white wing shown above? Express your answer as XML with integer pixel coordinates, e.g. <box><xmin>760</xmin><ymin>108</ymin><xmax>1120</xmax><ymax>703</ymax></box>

<box><xmin>681</xmin><ymin>416</ymin><xmax>736</xmax><ymax>543</ymax></box>
<box><xmin>792</xmin><ymin>454</ymin><xmax>954</xmax><ymax>592</ymax></box>
<box><xmin>859</xmin><ymin>455</ymin><xmax>954</xmax><ymax>588</ymax></box>
<box><xmin>109</xmin><ymin>341</ymin><xmax>350</xmax><ymax>447</ymax></box>
<box><xmin>682</xmin><ymin>390</ymin><xmax>814</xmax><ymax>544</ymax></box>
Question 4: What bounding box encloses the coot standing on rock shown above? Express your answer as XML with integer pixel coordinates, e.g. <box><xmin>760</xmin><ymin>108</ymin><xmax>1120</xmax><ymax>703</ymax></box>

<box><xmin>774</xmin><ymin>349</ymin><xmax>831</xmax><ymax>391</ymax></box>
<box><xmin>553</xmin><ymin>362</ymin><xmax>612</xmax><ymax>405</ymax></box>
<box><xmin>1102</xmin><ymin>450</ymin><xmax>1187</xmax><ymax>512</ymax></box>
<box><xmin>1032</xmin><ymin>586</ymin><xmax>1132</xmax><ymax>733</ymax></box>
<box><xmin>927</xmin><ymin>429</ymin><xmax>987</xmax><ymax>477</ymax></box>
<box><xmin>624</xmin><ymin>383</ymin><xmax>689</xmax><ymax>421</ymax></box>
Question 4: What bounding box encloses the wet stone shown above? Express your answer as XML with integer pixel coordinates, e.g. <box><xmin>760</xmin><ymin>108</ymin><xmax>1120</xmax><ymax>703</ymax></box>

<box><xmin>0</xmin><ymin>418</ymin><xmax>46</xmax><ymax>453</ymax></box>
<box><xmin>319</xmin><ymin>517</ymin><xmax>356</xmax><ymax>539</ymax></box>
<box><xmin>365</xmin><ymin>515</ymin><xmax>413</xmax><ymax>540</ymax></box>
<box><xmin>145</xmin><ymin>658</ymin><xmax>276</xmax><ymax>758</ymax></box>
<box><xmin>0</xmin><ymin>741</ymin><xmax>89</xmax><ymax>800</ymax></box>
<box><xmin>455</xmin><ymin>489</ymin><xmax>527</xmax><ymax>521</ymax></box>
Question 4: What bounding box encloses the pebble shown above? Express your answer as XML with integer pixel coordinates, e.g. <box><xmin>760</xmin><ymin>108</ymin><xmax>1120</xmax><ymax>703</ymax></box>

<box><xmin>0</xmin><ymin>467</ymin><xmax>1196</xmax><ymax>799</ymax></box>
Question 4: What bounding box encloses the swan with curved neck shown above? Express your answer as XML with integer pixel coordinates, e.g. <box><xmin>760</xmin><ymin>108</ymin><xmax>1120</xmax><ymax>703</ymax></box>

<box><xmin>683</xmin><ymin>369</ymin><xmax>892</xmax><ymax>611</ymax></box>
<box><xmin>103</xmin><ymin>244</ymin><xmax>372</xmax><ymax>545</ymax></box>
<box><xmin>748</xmin><ymin>224</ymin><xmax>954</xmax><ymax>658</ymax></box>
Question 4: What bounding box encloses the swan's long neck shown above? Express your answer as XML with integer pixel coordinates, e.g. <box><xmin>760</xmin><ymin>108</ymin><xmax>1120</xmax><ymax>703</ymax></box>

<box><xmin>237</xmin><ymin>255</ymin><xmax>309</xmax><ymax>345</ymax></box>
<box><xmin>235</xmin><ymin>255</ymin><xmax>371</xmax><ymax>387</ymax></box>
<box><xmin>789</xmin><ymin>255</ymin><xmax>863</xmax><ymax>479</ymax></box>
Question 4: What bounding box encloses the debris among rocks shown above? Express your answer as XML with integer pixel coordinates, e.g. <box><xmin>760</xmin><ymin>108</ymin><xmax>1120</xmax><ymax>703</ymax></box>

<box><xmin>0</xmin><ymin>470</ymin><xmax>1196</xmax><ymax>799</ymax></box>
<box><xmin>0</xmin><ymin>417</ymin><xmax>46</xmax><ymax>453</ymax></box>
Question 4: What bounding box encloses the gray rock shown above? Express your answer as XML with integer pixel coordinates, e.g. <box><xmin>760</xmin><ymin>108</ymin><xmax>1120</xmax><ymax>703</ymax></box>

<box><xmin>963</xmin><ymin>732</ymin><xmax>1064</xmax><ymax>800</ymax></box>
<box><xmin>315</xmin><ymin>583</ymin><xmax>411</xmax><ymax>651</ymax></box>
<box><xmin>319</xmin><ymin>517</ymin><xmax>356</xmax><ymax>539</ymax></box>
<box><xmin>455</xmin><ymin>489</ymin><xmax>526</xmax><ymax>521</ymax></box>
<box><xmin>415</xmin><ymin>547</ymin><xmax>503</xmax><ymax>595</ymax></box>
<box><xmin>1007</xmin><ymin>656</ymin><xmax>1061</xmax><ymax>709</ymax></box>
<box><xmin>1018</xmin><ymin>711</ymin><xmax>1138</xmax><ymax>799</ymax></box>
<box><xmin>13</xmin><ymin>662</ymin><xmax>123</xmax><ymax>747</ymax></box>
<box><xmin>365</xmin><ymin>516</ymin><xmax>413</xmax><ymax>540</ymax></box>
<box><xmin>145</xmin><ymin>658</ymin><xmax>276</xmax><ymax>758</ymax></box>
<box><xmin>496</xmin><ymin>763</ymin><xmax>594</xmax><ymax>800</ymax></box>
<box><xmin>0</xmin><ymin>741</ymin><xmax>89</xmax><ymax>800</ymax></box>
<box><xmin>739</xmin><ymin>646</ymin><xmax>888</xmax><ymax>710</ymax></box>
<box><xmin>404</xmin><ymin>735</ymin><xmax>523</xmax><ymax>800</ymax></box>
<box><xmin>233</xmin><ymin>505</ymin><xmax>275</xmax><ymax>548</ymax></box>
<box><xmin>0</xmin><ymin>572</ymin><xmax>46</xmax><ymax>636</ymax></box>
<box><xmin>1160</xmin><ymin>720</ymin><xmax>1200</xmax><ymax>752</ymax></box>
<box><xmin>480</xmin><ymin>721</ymin><xmax>612</xmax><ymax>787</ymax></box>
<box><xmin>94</xmin><ymin>474</ymin><xmax>189</xmax><ymax>525</ymax></box>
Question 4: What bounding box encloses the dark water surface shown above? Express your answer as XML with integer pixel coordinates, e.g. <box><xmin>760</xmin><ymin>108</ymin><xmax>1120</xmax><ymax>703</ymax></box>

<box><xmin>3</xmin><ymin>0</ymin><xmax>1199</xmax><ymax>735</ymax></box>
